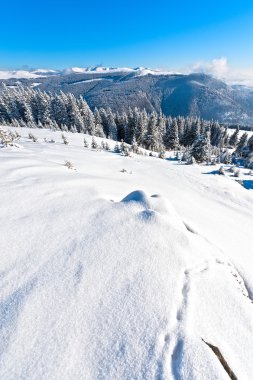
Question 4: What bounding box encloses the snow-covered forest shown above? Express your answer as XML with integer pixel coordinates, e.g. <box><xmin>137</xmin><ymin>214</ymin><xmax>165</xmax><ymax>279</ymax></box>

<box><xmin>1</xmin><ymin>85</ymin><xmax>253</xmax><ymax>166</ymax></box>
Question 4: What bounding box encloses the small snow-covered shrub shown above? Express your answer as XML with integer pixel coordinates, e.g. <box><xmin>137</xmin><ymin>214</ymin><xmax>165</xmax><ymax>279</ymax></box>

<box><xmin>121</xmin><ymin>141</ymin><xmax>131</xmax><ymax>156</ymax></box>
<box><xmin>218</xmin><ymin>166</ymin><xmax>225</xmax><ymax>175</ymax></box>
<box><xmin>131</xmin><ymin>138</ymin><xmax>140</xmax><ymax>154</ymax></box>
<box><xmin>83</xmin><ymin>138</ymin><xmax>89</xmax><ymax>148</ymax></box>
<box><xmin>0</xmin><ymin>127</ymin><xmax>16</xmax><ymax>147</ymax></box>
<box><xmin>105</xmin><ymin>142</ymin><xmax>110</xmax><ymax>151</ymax></box>
<box><xmin>28</xmin><ymin>133</ymin><xmax>38</xmax><ymax>142</ymax></box>
<box><xmin>44</xmin><ymin>138</ymin><xmax>55</xmax><ymax>143</ymax></box>
<box><xmin>114</xmin><ymin>142</ymin><xmax>121</xmax><ymax>153</ymax></box>
<box><xmin>91</xmin><ymin>137</ymin><xmax>100</xmax><ymax>150</ymax></box>
<box><xmin>158</xmin><ymin>151</ymin><xmax>166</xmax><ymax>159</ymax></box>
<box><xmin>234</xmin><ymin>169</ymin><xmax>240</xmax><ymax>178</ymax></box>
<box><xmin>64</xmin><ymin>160</ymin><xmax>74</xmax><ymax>170</ymax></box>
<box><xmin>120</xmin><ymin>169</ymin><xmax>132</xmax><ymax>174</ymax></box>
<box><xmin>62</xmin><ymin>134</ymin><xmax>69</xmax><ymax>145</ymax></box>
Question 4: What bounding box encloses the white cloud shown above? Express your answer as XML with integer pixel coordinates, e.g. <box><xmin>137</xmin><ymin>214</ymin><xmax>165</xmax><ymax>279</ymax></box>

<box><xmin>186</xmin><ymin>57</ymin><xmax>253</xmax><ymax>87</ymax></box>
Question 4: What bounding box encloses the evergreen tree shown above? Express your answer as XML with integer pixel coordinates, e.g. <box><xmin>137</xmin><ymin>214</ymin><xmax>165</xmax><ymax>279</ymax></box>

<box><xmin>229</xmin><ymin>128</ymin><xmax>239</xmax><ymax>147</ymax></box>
<box><xmin>78</xmin><ymin>96</ymin><xmax>95</xmax><ymax>134</ymax></box>
<box><xmin>164</xmin><ymin>119</ymin><xmax>179</xmax><ymax>150</ymax></box>
<box><xmin>144</xmin><ymin>112</ymin><xmax>163</xmax><ymax>151</ymax></box>
<box><xmin>247</xmin><ymin>135</ymin><xmax>253</xmax><ymax>153</ymax></box>
<box><xmin>106</xmin><ymin>108</ymin><xmax>118</xmax><ymax>140</ymax></box>
<box><xmin>131</xmin><ymin>136</ymin><xmax>139</xmax><ymax>154</ymax></box>
<box><xmin>94</xmin><ymin>108</ymin><xmax>105</xmax><ymax>137</ymax></box>
<box><xmin>235</xmin><ymin>132</ymin><xmax>248</xmax><ymax>157</ymax></box>
<box><xmin>190</xmin><ymin>131</ymin><xmax>211</xmax><ymax>163</ymax></box>
<box><xmin>115</xmin><ymin>111</ymin><xmax>128</xmax><ymax>142</ymax></box>
<box><xmin>50</xmin><ymin>93</ymin><xmax>69</xmax><ymax>127</ymax></box>
<box><xmin>66</xmin><ymin>93</ymin><xmax>84</xmax><ymax>132</ymax></box>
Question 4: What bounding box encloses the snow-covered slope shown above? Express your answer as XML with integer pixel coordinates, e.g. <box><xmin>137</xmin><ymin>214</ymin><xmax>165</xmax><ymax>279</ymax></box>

<box><xmin>0</xmin><ymin>127</ymin><xmax>253</xmax><ymax>379</ymax></box>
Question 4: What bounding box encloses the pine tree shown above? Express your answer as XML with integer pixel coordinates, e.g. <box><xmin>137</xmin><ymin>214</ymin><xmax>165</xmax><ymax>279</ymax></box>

<box><xmin>115</xmin><ymin>111</ymin><xmax>128</xmax><ymax>142</ymax></box>
<box><xmin>164</xmin><ymin>119</ymin><xmax>179</xmax><ymax>150</ymax></box>
<box><xmin>50</xmin><ymin>93</ymin><xmax>69</xmax><ymax>127</ymax></box>
<box><xmin>79</xmin><ymin>96</ymin><xmax>95</xmax><ymax>134</ymax></box>
<box><xmin>94</xmin><ymin>108</ymin><xmax>105</xmax><ymax>137</ymax></box>
<box><xmin>107</xmin><ymin>108</ymin><xmax>118</xmax><ymax>140</ymax></box>
<box><xmin>144</xmin><ymin>112</ymin><xmax>160</xmax><ymax>151</ymax></box>
<box><xmin>229</xmin><ymin>128</ymin><xmax>239</xmax><ymax>147</ymax></box>
<box><xmin>134</xmin><ymin>109</ymin><xmax>147</xmax><ymax>146</ymax></box>
<box><xmin>247</xmin><ymin>135</ymin><xmax>253</xmax><ymax>153</ymax></box>
<box><xmin>190</xmin><ymin>130</ymin><xmax>211</xmax><ymax>163</ymax></box>
<box><xmin>131</xmin><ymin>136</ymin><xmax>139</xmax><ymax>154</ymax></box>
<box><xmin>235</xmin><ymin>132</ymin><xmax>248</xmax><ymax>157</ymax></box>
<box><xmin>0</xmin><ymin>95</ymin><xmax>10</xmax><ymax>123</ymax></box>
<box><xmin>184</xmin><ymin>119</ymin><xmax>200</xmax><ymax>147</ymax></box>
<box><xmin>66</xmin><ymin>93</ymin><xmax>84</xmax><ymax>132</ymax></box>
<box><xmin>36</xmin><ymin>91</ymin><xmax>51</xmax><ymax>126</ymax></box>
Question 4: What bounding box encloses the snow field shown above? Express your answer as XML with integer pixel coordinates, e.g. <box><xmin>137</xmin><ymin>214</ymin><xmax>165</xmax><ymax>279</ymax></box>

<box><xmin>0</xmin><ymin>126</ymin><xmax>253</xmax><ymax>379</ymax></box>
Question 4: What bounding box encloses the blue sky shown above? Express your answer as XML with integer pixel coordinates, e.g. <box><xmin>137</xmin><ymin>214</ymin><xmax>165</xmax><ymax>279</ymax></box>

<box><xmin>1</xmin><ymin>0</ymin><xmax>253</xmax><ymax>71</ymax></box>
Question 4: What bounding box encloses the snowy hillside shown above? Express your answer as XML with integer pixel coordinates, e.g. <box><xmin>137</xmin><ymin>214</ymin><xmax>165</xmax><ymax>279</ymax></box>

<box><xmin>0</xmin><ymin>127</ymin><xmax>253</xmax><ymax>379</ymax></box>
<box><xmin>1</xmin><ymin>68</ymin><xmax>253</xmax><ymax>126</ymax></box>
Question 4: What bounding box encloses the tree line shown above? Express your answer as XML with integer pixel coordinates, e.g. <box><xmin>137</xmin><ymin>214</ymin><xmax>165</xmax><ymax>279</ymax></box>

<box><xmin>0</xmin><ymin>84</ymin><xmax>252</xmax><ymax>166</ymax></box>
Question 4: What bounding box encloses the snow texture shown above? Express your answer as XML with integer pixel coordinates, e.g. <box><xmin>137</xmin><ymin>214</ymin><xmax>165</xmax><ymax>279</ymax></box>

<box><xmin>0</xmin><ymin>127</ymin><xmax>253</xmax><ymax>379</ymax></box>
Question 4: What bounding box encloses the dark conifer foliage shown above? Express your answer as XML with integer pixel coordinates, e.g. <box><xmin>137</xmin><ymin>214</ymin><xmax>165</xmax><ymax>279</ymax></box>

<box><xmin>1</xmin><ymin>84</ymin><xmax>252</xmax><ymax>164</ymax></box>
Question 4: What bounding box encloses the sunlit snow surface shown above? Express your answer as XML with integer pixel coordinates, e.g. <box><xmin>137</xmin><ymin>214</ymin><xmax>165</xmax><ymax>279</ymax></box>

<box><xmin>0</xmin><ymin>127</ymin><xmax>253</xmax><ymax>379</ymax></box>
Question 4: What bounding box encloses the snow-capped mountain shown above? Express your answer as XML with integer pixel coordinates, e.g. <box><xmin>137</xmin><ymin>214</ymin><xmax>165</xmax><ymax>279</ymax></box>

<box><xmin>0</xmin><ymin>66</ymin><xmax>175</xmax><ymax>79</ymax></box>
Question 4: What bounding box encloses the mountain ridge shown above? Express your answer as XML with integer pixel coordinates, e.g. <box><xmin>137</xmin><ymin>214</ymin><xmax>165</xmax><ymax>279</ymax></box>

<box><xmin>1</xmin><ymin>68</ymin><xmax>253</xmax><ymax>126</ymax></box>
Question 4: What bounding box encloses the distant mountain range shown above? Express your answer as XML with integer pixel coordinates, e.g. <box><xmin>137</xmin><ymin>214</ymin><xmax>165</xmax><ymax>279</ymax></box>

<box><xmin>1</xmin><ymin>67</ymin><xmax>253</xmax><ymax>126</ymax></box>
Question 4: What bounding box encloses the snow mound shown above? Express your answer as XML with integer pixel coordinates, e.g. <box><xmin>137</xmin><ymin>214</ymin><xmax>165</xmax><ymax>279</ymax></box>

<box><xmin>121</xmin><ymin>190</ymin><xmax>152</xmax><ymax>209</ymax></box>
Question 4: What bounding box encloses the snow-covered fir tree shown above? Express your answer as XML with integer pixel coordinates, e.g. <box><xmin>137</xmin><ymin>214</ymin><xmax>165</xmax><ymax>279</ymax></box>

<box><xmin>235</xmin><ymin>132</ymin><xmax>248</xmax><ymax>157</ymax></box>
<box><xmin>164</xmin><ymin>119</ymin><xmax>179</xmax><ymax>151</ymax></box>
<box><xmin>229</xmin><ymin>128</ymin><xmax>239</xmax><ymax>148</ymax></box>
<box><xmin>190</xmin><ymin>130</ymin><xmax>211</xmax><ymax>163</ymax></box>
